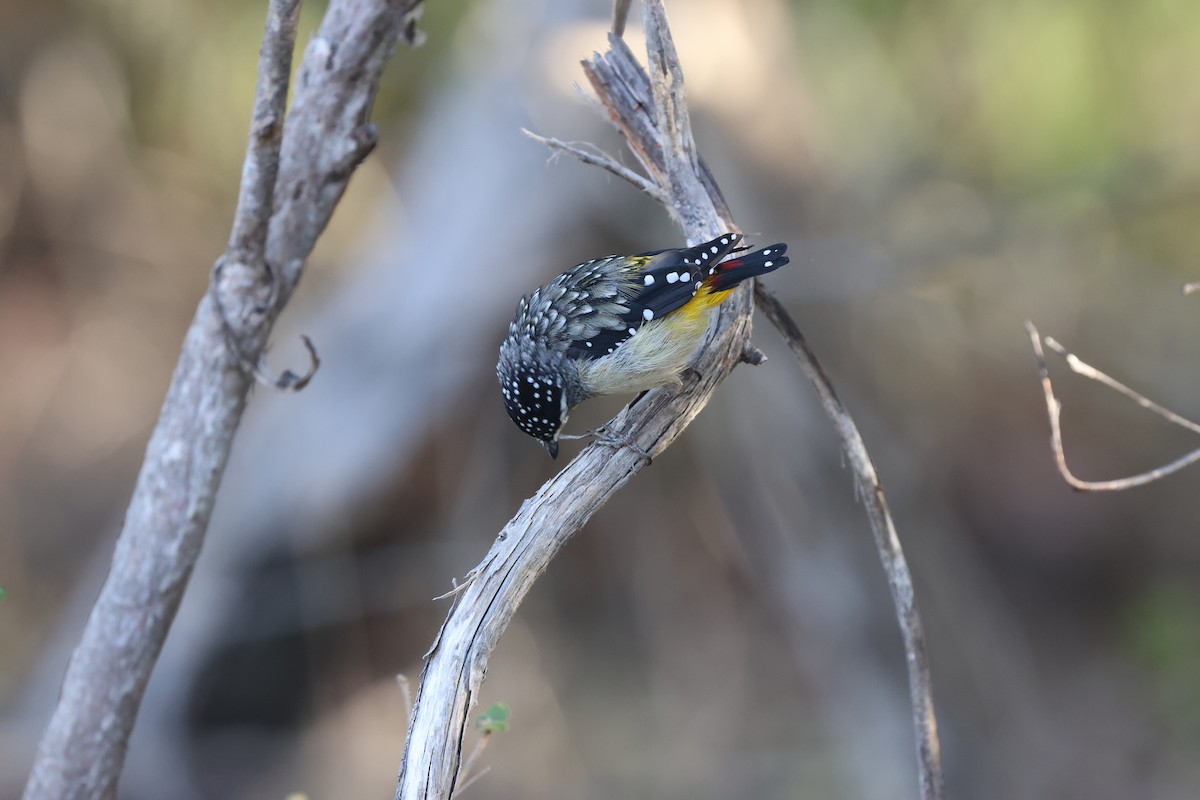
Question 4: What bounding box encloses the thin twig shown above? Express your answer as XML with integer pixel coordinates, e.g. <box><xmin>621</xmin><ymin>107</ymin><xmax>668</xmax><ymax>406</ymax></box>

<box><xmin>451</xmin><ymin>733</ymin><xmax>493</xmax><ymax>798</ymax></box>
<box><xmin>1027</xmin><ymin>321</ymin><xmax>1200</xmax><ymax>491</ymax></box>
<box><xmin>450</xmin><ymin>766</ymin><xmax>491</xmax><ymax>797</ymax></box>
<box><xmin>521</xmin><ymin>128</ymin><xmax>665</xmax><ymax>201</ymax></box>
<box><xmin>23</xmin><ymin>2</ymin><xmax>425</xmax><ymax>798</ymax></box>
<box><xmin>756</xmin><ymin>285</ymin><xmax>943</xmax><ymax>800</ymax></box>
<box><xmin>227</xmin><ymin>0</ymin><xmax>295</xmax><ymax>267</ymax></box>
<box><xmin>431</xmin><ymin>569</ymin><xmax>480</xmax><ymax>601</ymax></box>
<box><xmin>1043</xmin><ymin>336</ymin><xmax>1200</xmax><ymax>436</ymax></box>
<box><xmin>397</xmin><ymin>674</ymin><xmax>414</xmax><ymax>727</ymax></box>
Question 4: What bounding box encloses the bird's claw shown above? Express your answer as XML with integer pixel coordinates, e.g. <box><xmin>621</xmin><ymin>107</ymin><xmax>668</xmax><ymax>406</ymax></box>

<box><xmin>573</xmin><ymin>424</ymin><xmax>653</xmax><ymax>466</ymax></box>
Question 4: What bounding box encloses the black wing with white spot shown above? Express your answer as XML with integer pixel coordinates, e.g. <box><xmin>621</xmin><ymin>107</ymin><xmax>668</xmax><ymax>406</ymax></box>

<box><xmin>507</xmin><ymin>255</ymin><xmax>638</xmax><ymax>356</ymax></box>
<box><xmin>564</xmin><ymin>233</ymin><xmax>745</xmax><ymax>358</ymax></box>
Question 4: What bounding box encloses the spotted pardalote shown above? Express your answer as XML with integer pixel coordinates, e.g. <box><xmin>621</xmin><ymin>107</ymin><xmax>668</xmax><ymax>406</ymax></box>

<box><xmin>497</xmin><ymin>232</ymin><xmax>789</xmax><ymax>458</ymax></box>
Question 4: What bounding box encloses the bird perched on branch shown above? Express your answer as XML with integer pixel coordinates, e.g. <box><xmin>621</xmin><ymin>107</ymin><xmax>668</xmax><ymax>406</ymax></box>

<box><xmin>497</xmin><ymin>232</ymin><xmax>789</xmax><ymax>458</ymax></box>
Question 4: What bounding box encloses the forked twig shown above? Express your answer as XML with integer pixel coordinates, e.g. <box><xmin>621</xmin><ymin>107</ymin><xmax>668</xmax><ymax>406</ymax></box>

<box><xmin>1044</xmin><ymin>335</ymin><xmax>1200</xmax><ymax>436</ymax></box>
<box><xmin>1027</xmin><ymin>320</ymin><xmax>1200</xmax><ymax>491</ymax></box>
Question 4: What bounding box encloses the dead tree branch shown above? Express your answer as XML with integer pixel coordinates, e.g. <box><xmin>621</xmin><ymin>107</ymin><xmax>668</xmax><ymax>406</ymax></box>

<box><xmin>396</xmin><ymin>2</ymin><xmax>942</xmax><ymax>800</ymax></box>
<box><xmin>1026</xmin><ymin>320</ymin><xmax>1200</xmax><ymax>491</ymax></box>
<box><xmin>395</xmin><ymin>6</ymin><xmax>753</xmax><ymax>800</ymax></box>
<box><xmin>22</xmin><ymin>1</ymin><xmax>424</xmax><ymax>798</ymax></box>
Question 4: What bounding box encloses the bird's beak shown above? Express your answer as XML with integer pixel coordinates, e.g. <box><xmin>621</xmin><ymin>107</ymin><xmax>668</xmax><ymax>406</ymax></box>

<box><xmin>543</xmin><ymin>439</ymin><xmax>559</xmax><ymax>459</ymax></box>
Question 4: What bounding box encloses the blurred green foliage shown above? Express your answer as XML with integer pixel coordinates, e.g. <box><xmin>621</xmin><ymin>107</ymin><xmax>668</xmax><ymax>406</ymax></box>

<box><xmin>793</xmin><ymin>0</ymin><xmax>1200</xmax><ymax>202</ymax></box>
<box><xmin>1125</xmin><ymin>585</ymin><xmax>1200</xmax><ymax>735</ymax></box>
<box><xmin>476</xmin><ymin>702</ymin><xmax>511</xmax><ymax>733</ymax></box>
<box><xmin>66</xmin><ymin>0</ymin><xmax>473</xmax><ymax>197</ymax></box>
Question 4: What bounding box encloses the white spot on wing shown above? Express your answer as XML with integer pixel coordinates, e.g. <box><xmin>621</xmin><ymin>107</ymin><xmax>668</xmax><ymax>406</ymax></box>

<box><xmin>644</xmin><ymin>274</ymin><xmax>655</xmax><ymax>285</ymax></box>
<box><xmin>643</xmin><ymin>309</ymin><xmax>654</xmax><ymax>320</ymax></box>
<box><xmin>667</xmin><ymin>272</ymin><xmax>679</xmax><ymax>283</ymax></box>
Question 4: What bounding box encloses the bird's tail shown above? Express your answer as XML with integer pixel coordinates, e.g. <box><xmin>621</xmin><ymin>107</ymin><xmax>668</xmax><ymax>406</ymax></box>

<box><xmin>706</xmin><ymin>243</ymin><xmax>789</xmax><ymax>292</ymax></box>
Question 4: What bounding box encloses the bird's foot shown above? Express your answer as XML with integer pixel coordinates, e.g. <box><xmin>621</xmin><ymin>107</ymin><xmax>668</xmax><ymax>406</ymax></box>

<box><xmin>594</xmin><ymin>424</ymin><xmax>653</xmax><ymax>465</ymax></box>
<box><xmin>563</xmin><ymin>424</ymin><xmax>652</xmax><ymax>466</ymax></box>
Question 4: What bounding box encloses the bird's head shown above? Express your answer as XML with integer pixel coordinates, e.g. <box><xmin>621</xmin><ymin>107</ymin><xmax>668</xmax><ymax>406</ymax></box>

<box><xmin>497</xmin><ymin>343</ymin><xmax>574</xmax><ymax>458</ymax></box>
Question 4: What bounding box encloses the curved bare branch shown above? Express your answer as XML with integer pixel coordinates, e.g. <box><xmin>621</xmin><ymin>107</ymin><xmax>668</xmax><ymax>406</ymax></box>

<box><xmin>1027</xmin><ymin>320</ymin><xmax>1200</xmax><ymax>491</ymax></box>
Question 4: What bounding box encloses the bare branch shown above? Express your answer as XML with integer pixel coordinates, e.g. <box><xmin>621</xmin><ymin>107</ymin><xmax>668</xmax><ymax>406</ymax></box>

<box><xmin>756</xmin><ymin>285</ymin><xmax>944</xmax><ymax>800</ymax></box>
<box><xmin>450</xmin><ymin>765</ymin><xmax>491</xmax><ymax>798</ymax></box>
<box><xmin>452</xmin><ymin>729</ymin><xmax>496</xmax><ymax>798</ymax></box>
<box><xmin>23</xmin><ymin>1</ymin><xmax>425</xmax><ymax>797</ymax></box>
<box><xmin>642</xmin><ymin>1</ymin><xmax>712</xmax><ymax>234</ymax></box>
<box><xmin>521</xmin><ymin>128</ymin><xmax>666</xmax><ymax>201</ymax></box>
<box><xmin>396</xmin><ymin>5</ymin><xmax>751</xmax><ymax>799</ymax></box>
<box><xmin>397</xmin><ymin>3</ymin><xmax>941</xmax><ymax>800</ymax></box>
<box><xmin>580</xmin><ymin>34</ymin><xmax>732</xmax><ymax>222</ymax></box>
<box><xmin>1043</xmin><ymin>336</ymin><xmax>1200</xmax><ymax>436</ymax></box>
<box><xmin>1026</xmin><ymin>321</ymin><xmax>1200</xmax><ymax>491</ymax></box>
<box><xmin>227</xmin><ymin>0</ymin><xmax>298</xmax><ymax>265</ymax></box>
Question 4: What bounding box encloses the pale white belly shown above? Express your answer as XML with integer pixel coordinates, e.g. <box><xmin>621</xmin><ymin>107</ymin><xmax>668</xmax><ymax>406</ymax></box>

<box><xmin>578</xmin><ymin>308</ymin><xmax>714</xmax><ymax>397</ymax></box>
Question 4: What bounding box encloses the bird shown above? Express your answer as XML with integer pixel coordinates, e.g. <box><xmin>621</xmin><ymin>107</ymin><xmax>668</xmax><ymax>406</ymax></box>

<box><xmin>497</xmin><ymin>232</ymin><xmax>789</xmax><ymax>458</ymax></box>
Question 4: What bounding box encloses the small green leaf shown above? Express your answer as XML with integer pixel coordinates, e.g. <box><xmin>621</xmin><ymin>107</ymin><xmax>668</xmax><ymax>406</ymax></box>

<box><xmin>476</xmin><ymin>702</ymin><xmax>510</xmax><ymax>733</ymax></box>
<box><xmin>0</xmin><ymin>585</ymin><xmax>6</xmax><ymax>600</ymax></box>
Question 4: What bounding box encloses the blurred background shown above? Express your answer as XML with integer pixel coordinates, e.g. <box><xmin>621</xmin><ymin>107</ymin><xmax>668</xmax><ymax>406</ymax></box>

<box><xmin>3</xmin><ymin>0</ymin><xmax>1200</xmax><ymax>797</ymax></box>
